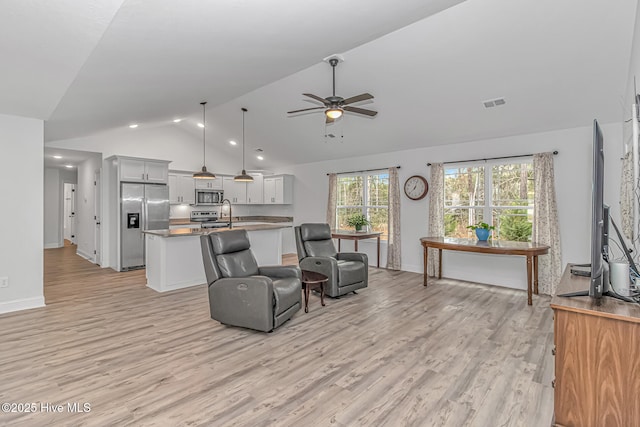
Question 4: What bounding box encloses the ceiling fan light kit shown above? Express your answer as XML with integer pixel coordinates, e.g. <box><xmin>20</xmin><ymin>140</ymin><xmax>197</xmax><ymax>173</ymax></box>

<box><xmin>193</xmin><ymin>101</ymin><xmax>216</xmax><ymax>180</ymax></box>
<box><xmin>234</xmin><ymin>107</ymin><xmax>254</xmax><ymax>183</ymax></box>
<box><xmin>287</xmin><ymin>55</ymin><xmax>378</xmax><ymax>123</ymax></box>
<box><xmin>326</xmin><ymin>108</ymin><xmax>343</xmax><ymax>119</ymax></box>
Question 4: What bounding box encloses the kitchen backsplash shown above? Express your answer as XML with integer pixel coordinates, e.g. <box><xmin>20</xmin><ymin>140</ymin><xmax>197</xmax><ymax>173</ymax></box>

<box><xmin>170</xmin><ymin>203</ymin><xmax>293</xmax><ymax>219</ymax></box>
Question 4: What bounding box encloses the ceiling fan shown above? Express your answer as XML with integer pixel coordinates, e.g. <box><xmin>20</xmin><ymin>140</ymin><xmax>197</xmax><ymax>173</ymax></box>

<box><xmin>287</xmin><ymin>57</ymin><xmax>378</xmax><ymax>124</ymax></box>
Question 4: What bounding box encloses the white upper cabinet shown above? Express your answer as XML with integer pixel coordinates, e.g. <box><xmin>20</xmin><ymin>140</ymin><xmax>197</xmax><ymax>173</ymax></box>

<box><xmin>264</xmin><ymin>175</ymin><xmax>293</xmax><ymax>204</ymax></box>
<box><xmin>118</xmin><ymin>158</ymin><xmax>169</xmax><ymax>184</ymax></box>
<box><xmin>246</xmin><ymin>174</ymin><xmax>263</xmax><ymax>204</ymax></box>
<box><xmin>194</xmin><ymin>179</ymin><xmax>222</xmax><ymax>190</ymax></box>
<box><xmin>222</xmin><ymin>177</ymin><xmax>247</xmax><ymax>204</ymax></box>
<box><xmin>169</xmin><ymin>173</ymin><xmax>195</xmax><ymax>205</ymax></box>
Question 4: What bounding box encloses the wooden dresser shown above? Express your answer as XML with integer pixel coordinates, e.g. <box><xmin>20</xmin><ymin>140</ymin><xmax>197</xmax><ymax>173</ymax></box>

<box><xmin>550</xmin><ymin>265</ymin><xmax>640</xmax><ymax>427</ymax></box>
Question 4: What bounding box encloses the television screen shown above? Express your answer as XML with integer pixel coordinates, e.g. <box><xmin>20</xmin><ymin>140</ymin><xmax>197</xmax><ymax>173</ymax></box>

<box><xmin>590</xmin><ymin>119</ymin><xmax>605</xmax><ymax>299</ymax></box>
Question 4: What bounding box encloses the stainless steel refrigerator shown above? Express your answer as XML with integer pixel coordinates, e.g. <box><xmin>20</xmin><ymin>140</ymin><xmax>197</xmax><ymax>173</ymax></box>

<box><xmin>121</xmin><ymin>183</ymin><xmax>169</xmax><ymax>271</ymax></box>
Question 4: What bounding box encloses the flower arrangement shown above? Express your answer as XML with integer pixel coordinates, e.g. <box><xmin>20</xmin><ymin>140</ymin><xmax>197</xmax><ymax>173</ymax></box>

<box><xmin>346</xmin><ymin>214</ymin><xmax>370</xmax><ymax>231</ymax></box>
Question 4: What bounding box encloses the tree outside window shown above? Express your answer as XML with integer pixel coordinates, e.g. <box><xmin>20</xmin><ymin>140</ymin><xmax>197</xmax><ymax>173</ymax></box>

<box><xmin>444</xmin><ymin>161</ymin><xmax>533</xmax><ymax>241</ymax></box>
<box><xmin>336</xmin><ymin>173</ymin><xmax>389</xmax><ymax>238</ymax></box>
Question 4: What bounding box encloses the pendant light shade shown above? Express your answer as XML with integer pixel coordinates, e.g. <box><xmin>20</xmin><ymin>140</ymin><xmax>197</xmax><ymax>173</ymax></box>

<box><xmin>193</xmin><ymin>101</ymin><xmax>216</xmax><ymax>180</ymax></box>
<box><xmin>234</xmin><ymin>107</ymin><xmax>254</xmax><ymax>182</ymax></box>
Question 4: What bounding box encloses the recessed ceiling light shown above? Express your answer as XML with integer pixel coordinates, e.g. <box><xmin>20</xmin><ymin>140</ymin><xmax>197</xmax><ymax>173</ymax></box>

<box><xmin>53</xmin><ymin>155</ymin><xmax>62</xmax><ymax>159</ymax></box>
<box><xmin>197</xmin><ymin>123</ymin><xmax>205</xmax><ymax>128</ymax></box>
<box><xmin>65</xmin><ymin>165</ymin><xmax>74</xmax><ymax>168</ymax></box>
<box><xmin>256</xmin><ymin>155</ymin><xmax>264</xmax><ymax>161</ymax></box>
<box><xmin>173</xmin><ymin>118</ymin><xmax>182</xmax><ymax>123</ymax></box>
<box><xmin>229</xmin><ymin>140</ymin><xmax>237</xmax><ymax>146</ymax></box>
<box><xmin>129</xmin><ymin>124</ymin><xmax>139</xmax><ymax>128</ymax></box>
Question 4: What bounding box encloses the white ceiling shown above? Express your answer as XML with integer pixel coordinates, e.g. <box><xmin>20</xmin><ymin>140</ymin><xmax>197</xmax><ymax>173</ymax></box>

<box><xmin>3</xmin><ymin>0</ymin><xmax>638</xmax><ymax>169</ymax></box>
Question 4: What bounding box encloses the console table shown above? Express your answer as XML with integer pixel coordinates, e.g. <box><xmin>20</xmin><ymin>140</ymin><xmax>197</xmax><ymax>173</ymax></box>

<box><xmin>332</xmin><ymin>230</ymin><xmax>382</xmax><ymax>267</ymax></box>
<box><xmin>420</xmin><ymin>237</ymin><xmax>549</xmax><ymax>305</ymax></box>
<box><xmin>550</xmin><ymin>265</ymin><xmax>640</xmax><ymax>427</ymax></box>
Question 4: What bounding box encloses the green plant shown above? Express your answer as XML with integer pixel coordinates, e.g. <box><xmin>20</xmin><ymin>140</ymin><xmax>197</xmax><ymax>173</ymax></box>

<box><xmin>500</xmin><ymin>216</ymin><xmax>532</xmax><ymax>242</ymax></box>
<box><xmin>466</xmin><ymin>222</ymin><xmax>495</xmax><ymax>231</ymax></box>
<box><xmin>346</xmin><ymin>213</ymin><xmax>370</xmax><ymax>228</ymax></box>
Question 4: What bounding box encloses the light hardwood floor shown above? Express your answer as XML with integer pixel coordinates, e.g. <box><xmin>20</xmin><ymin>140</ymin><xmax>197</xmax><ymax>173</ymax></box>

<box><xmin>0</xmin><ymin>245</ymin><xmax>555</xmax><ymax>426</ymax></box>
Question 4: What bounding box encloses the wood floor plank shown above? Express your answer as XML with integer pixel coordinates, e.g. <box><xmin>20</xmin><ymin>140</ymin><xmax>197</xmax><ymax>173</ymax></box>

<box><xmin>0</xmin><ymin>245</ymin><xmax>555</xmax><ymax>426</ymax></box>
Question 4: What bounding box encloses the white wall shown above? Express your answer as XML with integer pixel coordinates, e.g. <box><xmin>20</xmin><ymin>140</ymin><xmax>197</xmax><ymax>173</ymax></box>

<box><xmin>0</xmin><ymin>114</ymin><xmax>44</xmax><ymax>313</ymax></box>
<box><xmin>625</xmin><ymin>0</ymin><xmax>640</xmax><ymax>111</ymax></box>
<box><xmin>47</xmin><ymin>124</ymin><xmax>241</xmax><ymax>175</ymax></box>
<box><xmin>76</xmin><ymin>154</ymin><xmax>102</xmax><ymax>261</ymax></box>
<box><xmin>44</xmin><ymin>167</ymin><xmax>77</xmax><ymax>248</ymax></box>
<box><xmin>278</xmin><ymin>122</ymin><xmax>624</xmax><ymax>291</ymax></box>
<box><xmin>44</xmin><ymin>168</ymin><xmax>61</xmax><ymax>248</ymax></box>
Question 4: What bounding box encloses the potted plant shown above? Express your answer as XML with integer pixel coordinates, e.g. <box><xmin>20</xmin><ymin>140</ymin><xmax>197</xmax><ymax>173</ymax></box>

<box><xmin>467</xmin><ymin>222</ymin><xmax>495</xmax><ymax>241</ymax></box>
<box><xmin>347</xmin><ymin>214</ymin><xmax>370</xmax><ymax>232</ymax></box>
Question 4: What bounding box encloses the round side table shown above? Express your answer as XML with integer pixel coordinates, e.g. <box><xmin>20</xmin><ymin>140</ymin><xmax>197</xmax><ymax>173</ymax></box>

<box><xmin>301</xmin><ymin>270</ymin><xmax>328</xmax><ymax>313</ymax></box>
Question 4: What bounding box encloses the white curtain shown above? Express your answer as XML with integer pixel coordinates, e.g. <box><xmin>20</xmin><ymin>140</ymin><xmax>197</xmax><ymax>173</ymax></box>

<box><xmin>326</xmin><ymin>173</ymin><xmax>338</xmax><ymax>229</ymax></box>
<box><xmin>620</xmin><ymin>150</ymin><xmax>634</xmax><ymax>240</ymax></box>
<box><xmin>427</xmin><ymin>163</ymin><xmax>444</xmax><ymax>277</ymax></box>
<box><xmin>533</xmin><ymin>152</ymin><xmax>562</xmax><ymax>295</ymax></box>
<box><xmin>387</xmin><ymin>168</ymin><xmax>401</xmax><ymax>270</ymax></box>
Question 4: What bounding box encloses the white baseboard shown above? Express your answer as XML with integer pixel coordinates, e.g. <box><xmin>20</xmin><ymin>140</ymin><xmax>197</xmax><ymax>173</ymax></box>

<box><xmin>44</xmin><ymin>242</ymin><xmax>63</xmax><ymax>249</ymax></box>
<box><xmin>0</xmin><ymin>296</ymin><xmax>45</xmax><ymax>315</ymax></box>
<box><xmin>76</xmin><ymin>249</ymin><xmax>95</xmax><ymax>263</ymax></box>
<box><xmin>147</xmin><ymin>279</ymin><xmax>205</xmax><ymax>293</ymax></box>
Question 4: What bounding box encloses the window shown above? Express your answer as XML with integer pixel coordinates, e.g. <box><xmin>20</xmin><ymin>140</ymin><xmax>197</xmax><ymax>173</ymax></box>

<box><xmin>444</xmin><ymin>161</ymin><xmax>534</xmax><ymax>241</ymax></box>
<box><xmin>336</xmin><ymin>173</ymin><xmax>389</xmax><ymax>237</ymax></box>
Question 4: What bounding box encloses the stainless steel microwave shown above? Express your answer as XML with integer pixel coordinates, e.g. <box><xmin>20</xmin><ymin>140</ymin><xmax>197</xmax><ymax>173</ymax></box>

<box><xmin>195</xmin><ymin>189</ymin><xmax>223</xmax><ymax>205</ymax></box>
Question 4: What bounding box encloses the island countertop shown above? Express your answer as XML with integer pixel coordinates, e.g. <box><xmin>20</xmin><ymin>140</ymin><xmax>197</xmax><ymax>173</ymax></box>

<box><xmin>169</xmin><ymin>216</ymin><xmax>293</xmax><ymax>226</ymax></box>
<box><xmin>144</xmin><ymin>223</ymin><xmax>291</xmax><ymax>238</ymax></box>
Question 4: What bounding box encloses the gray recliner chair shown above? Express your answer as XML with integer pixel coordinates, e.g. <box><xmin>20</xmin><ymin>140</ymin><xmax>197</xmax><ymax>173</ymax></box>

<box><xmin>200</xmin><ymin>229</ymin><xmax>302</xmax><ymax>332</ymax></box>
<box><xmin>295</xmin><ymin>223</ymin><xmax>368</xmax><ymax>298</ymax></box>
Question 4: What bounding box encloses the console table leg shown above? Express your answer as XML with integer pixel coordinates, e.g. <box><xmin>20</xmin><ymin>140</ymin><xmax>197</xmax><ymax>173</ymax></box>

<box><xmin>338</xmin><ymin>239</ymin><xmax>341</xmax><ymax>252</ymax></box>
<box><xmin>533</xmin><ymin>255</ymin><xmax>539</xmax><ymax>295</ymax></box>
<box><xmin>438</xmin><ymin>249</ymin><xmax>443</xmax><ymax>279</ymax></box>
<box><xmin>423</xmin><ymin>246</ymin><xmax>428</xmax><ymax>287</ymax></box>
<box><xmin>526</xmin><ymin>255</ymin><xmax>533</xmax><ymax>306</ymax></box>
<box><xmin>377</xmin><ymin>236</ymin><xmax>380</xmax><ymax>268</ymax></box>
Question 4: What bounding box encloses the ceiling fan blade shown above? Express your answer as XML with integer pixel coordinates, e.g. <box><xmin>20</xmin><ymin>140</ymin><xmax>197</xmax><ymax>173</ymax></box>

<box><xmin>287</xmin><ymin>106</ymin><xmax>325</xmax><ymax>114</ymax></box>
<box><xmin>303</xmin><ymin>93</ymin><xmax>330</xmax><ymax>105</ymax></box>
<box><xmin>342</xmin><ymin>93</ymin><xmax>374</xmax><ymax>105</ymax></box>
<box><xmin>344</xmin><ymin>106</ymin><xmax>378</xmax><ymax>117</ymax></box>
<box><xmin>326</xmin><ymin>116</ymin><xmax>335</xmax><ymax>124</ymax></box>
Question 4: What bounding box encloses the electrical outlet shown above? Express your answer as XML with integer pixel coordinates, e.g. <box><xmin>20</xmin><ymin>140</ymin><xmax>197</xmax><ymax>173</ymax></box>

<box><xmin>0</xmin><ymin>277</ymin><xmax>8</xmax><ymax>288</ymax></box>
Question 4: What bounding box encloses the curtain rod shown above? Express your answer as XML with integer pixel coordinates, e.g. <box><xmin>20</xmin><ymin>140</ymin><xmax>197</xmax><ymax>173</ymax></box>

<box><xmin>326</xmin><ymin>166</ymin><xmax>401</xmax><ymax>176</ymax></box>
<box><xmin>426</xmin><ymin>151</ymin><xmax>558</xmax><ymax>166</ymax></box>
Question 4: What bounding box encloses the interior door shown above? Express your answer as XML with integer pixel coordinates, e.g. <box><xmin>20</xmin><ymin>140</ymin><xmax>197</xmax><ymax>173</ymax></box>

<box><xmin>63</xmin><ymin>183</ymin><xmax>77</xmax><ymax>244</ymax></box>
<box><xmin>94</xmin><ymin>171</ymin><xmax>101</xmax><ymax>266</ymax></box>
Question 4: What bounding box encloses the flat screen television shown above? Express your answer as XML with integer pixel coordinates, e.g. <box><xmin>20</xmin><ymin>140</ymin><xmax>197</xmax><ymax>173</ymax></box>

<box><xmin>560</xmin><ymin>120</ymin><xmax>634</xmax><ymax>303</ymax></box>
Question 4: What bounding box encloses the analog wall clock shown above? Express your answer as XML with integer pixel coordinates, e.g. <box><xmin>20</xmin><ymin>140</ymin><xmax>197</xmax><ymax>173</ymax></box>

<box><xmin>404</xmin><ymin>175</ymin><xmax>429</xmax><ymax>200</ymax></box>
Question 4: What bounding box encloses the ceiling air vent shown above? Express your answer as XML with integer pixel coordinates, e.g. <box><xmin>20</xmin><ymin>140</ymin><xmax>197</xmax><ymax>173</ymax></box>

<box><xmin>483</xmin><ymin>97</ymin><xmax>506</xmax><ymax>108</ymax></box>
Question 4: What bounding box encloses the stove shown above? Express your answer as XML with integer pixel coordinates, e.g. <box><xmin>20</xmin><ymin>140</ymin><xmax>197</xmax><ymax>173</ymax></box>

<box><xmin>190</xmin><ymin>210</ymin><xmax>230</xmax><ymax>229</ymax></box>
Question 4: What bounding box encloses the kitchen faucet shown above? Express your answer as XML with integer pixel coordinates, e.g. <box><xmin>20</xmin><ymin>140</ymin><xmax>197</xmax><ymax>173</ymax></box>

<box><xmin>220</xmin><ymin>199</ymin><xmax>232</xmax><ymax>229</ymax></box>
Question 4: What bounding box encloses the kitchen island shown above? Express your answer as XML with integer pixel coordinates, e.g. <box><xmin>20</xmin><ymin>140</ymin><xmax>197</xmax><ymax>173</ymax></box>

<box><xmin>143</xmin><ymin>224</ymin><xmax>291</xmax><ymax>292</ymax></box>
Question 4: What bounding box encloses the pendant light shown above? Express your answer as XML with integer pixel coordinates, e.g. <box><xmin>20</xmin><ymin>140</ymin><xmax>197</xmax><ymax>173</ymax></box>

<box><xmin>193</xmin><ymin>101</ymin><xmax>216</xmax><ymax>180</ymax></box>
<box><xmin>234</xmin><ymin>107</ymin><xmax>254</xmax><ymax>182</ymax></box>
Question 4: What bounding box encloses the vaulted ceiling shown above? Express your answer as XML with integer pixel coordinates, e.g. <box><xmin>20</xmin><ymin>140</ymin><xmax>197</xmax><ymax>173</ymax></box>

<box><xmin>2</xmin><ymin>0</ymin><xmax>637</xmax><ymax>169</ymax></box>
